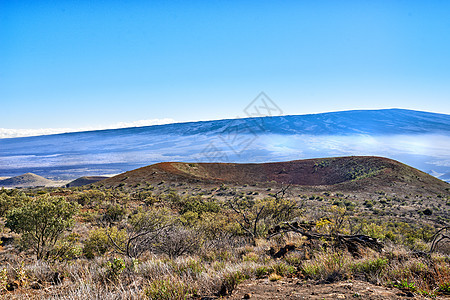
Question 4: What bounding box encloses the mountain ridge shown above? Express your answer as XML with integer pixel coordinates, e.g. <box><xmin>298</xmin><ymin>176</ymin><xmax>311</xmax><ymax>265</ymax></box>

<box><xmin>1</xmin><ymin>109</ymin><xmax>449</xmax><ymax>180</ymax></box>
<box><xmin>97</xmin><ymin>156</ymin><xmax>449</xmax><ymax>193</ymax></box>
<box><xmin>1</xmin><ymin>108</ymin><xmax>449</xmax><ymax>140</ymax></box>
<box><xmin>66</xmin><ymin>176</ymin><xmax>110</xmax><ymax>188</ymax></box>
<box><xmin>0</xmin><ymin>173</ymin><xmax>60</xmax><ymax>188</ymax></box>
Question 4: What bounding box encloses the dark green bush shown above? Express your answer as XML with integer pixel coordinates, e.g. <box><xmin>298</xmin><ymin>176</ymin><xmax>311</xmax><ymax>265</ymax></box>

<box><xmin>6</xmin><ymin>195</ymin><xmax>79</xmax><ymax>260</ymax></box>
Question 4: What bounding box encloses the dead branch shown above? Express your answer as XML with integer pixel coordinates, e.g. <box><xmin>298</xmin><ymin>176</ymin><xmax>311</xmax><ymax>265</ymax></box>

<box><xmin>430</xmin><ymin>226</ymin><xmax>450</xmax><ymax>253</ymax></box>
<box><xmin>267</xmin><ymin>221</ymin><xmax>383</xmax><ymax>255</ymax></box>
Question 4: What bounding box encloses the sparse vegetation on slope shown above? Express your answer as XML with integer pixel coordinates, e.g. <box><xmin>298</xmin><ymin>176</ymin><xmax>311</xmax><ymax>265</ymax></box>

<box><xmin>97</xmin><ymin>156</ymin><xmax>448</xmax><ymax>193</ymax></box>
<box><xmin>66</xmin><ymin>176</ymin><xmax>109</xmax><ymax>188</ymax></box>
<box><xmin>0</xmin><ymin>158</ymin><xmax>449</xmax><ymax>299</ymax></box>
<box><xmin>0</xmin><ymin>173</ymin><xmax>61</xmax><ymax>188</ymax></box>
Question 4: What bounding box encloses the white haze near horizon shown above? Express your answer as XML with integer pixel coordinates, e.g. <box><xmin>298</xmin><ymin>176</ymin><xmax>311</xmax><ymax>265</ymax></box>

<box><xmin>0</xmin><ymin>118</ymin><xmax>176</xmax><ymax>139</ymax></box>
<box><xmin>252</xmin><ymin>134</ymin><xmax>450</xmax><ymax>169</ymax></box>
<box><xmin>2</xmin><ymin>133</ymin><xmax>449</xmax><ymax>171</ymax></box>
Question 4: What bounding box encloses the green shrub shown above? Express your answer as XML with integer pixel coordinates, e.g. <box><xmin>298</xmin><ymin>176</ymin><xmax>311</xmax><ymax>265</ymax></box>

<box><xmin>74</xmin><ymin>190</ymin><xmax>105</xmax><ymax>207</ymax></box>
<box><xmin>361</xmin><ymin>223</ymin><xmax>385</xmax><ymax>240</ymax></box>
<box><xmin>105</xmin><ymin>257</ymin><xmax>126</xmax><ymax>280</ymax></box>
<box><xmin>438</xmin><ymin>282</ymin><xmax>450</xmax><ymax>294</ymax></box>
<box><xmin>48</xmin><ymin>233</ymin><xmax>83</xmax><ymax>261</ymax></box>
<box><xmin>103</xmin><ymin>203</ymin><xmax>127</xmax><ymax>223</ymax></box>
<box><xmin>145</xmin><ymin>278</ymin><xmax>191</xmax><ymax>300</ymax></box>
<box><xmin>78</xmin><ymin>210</ymin><xmax>98</xmax><ymax>222</ymax></box>
<box><xmin>178</xmin><ymin>195</ymin><xmax>220</xmax><ymax>216</ymax></box>
<box><xmin>221</xmin><ymin>271</ymin><xmax>249</xmax><ymax>295</ymax></box>
<box><xmin>111</xmin><ymin>207</ymin><xmax>174</xmax><ymax>258</ymax></box>
<box><xmin>255</xmin><ymin>266</ymin><xmax>269</xmax><ymax>278</ymax></box>
<box><xmin>301</xmin><ymin>252</ymin><xmax>351</xmax><ymax>281</ymax></box>
<box><xmin>364</xmin><ymin>200</ymin><xmax>374</xmax><ymax>208</ymax></box>
<box><xmin>0</xmin><ymin>191</ymin><xmax>28</xmax><ymax>217</ymax></box>
<box><xmin>171</xmin><ymin>258</ymin><xmax>204</xmax><ymax>276</ymax></box>
<box><xmin>242</xmin><ymin>252</ymin><xmax>259</xmax><ymax>262</ymax></box>
<box><xmin>6</xmin><ymin>195</ymin><xmax>79</xmax><ymax>260</ymax></box>
<box><xmin>352</xmin><ymin>257</ymin><xmax>388</xmax><ymax>282</ymax></box>
<box><xmin>271</xmin><ymin>262</ymin><xmax>296</xmax><ymax>276</ymax></box>
<box><xmin>83</xmin><ymin>227</ymin><xmax>126</xmax><ymax>259</ymax></box>
<box><xmin>284</xmin><ymin>251</ymin><xmax>304</xmax><ymax>266</ymax></box>
<box><xmin>394</xmin><ymin>279</ymin><xmax>417</xmax><ymax>292</ymax></box>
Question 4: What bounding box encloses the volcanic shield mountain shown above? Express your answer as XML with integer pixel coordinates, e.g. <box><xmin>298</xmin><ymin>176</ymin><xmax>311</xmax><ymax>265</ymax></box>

<box><xmin>0</xmin><ymin>109</ymin><xmax>449</xmax><ymax>181</ymax></box>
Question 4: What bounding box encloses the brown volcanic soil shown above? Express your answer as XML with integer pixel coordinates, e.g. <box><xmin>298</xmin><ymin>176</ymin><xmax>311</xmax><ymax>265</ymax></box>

<box><xmin>96</xmin><ymin>156</ymin><xmax>449</xmax><ymax>193</ymax></box>
<box><xmin>66</xmin><ymin>176</ymin><xmax>109</xmax><ymax>187</ymax></box>
<box><xmin>0</xmin><ymin>173</ymin><xmax>62</xmax><ymax>188</ymax></box>
<box><xmin>95</xmin><ymin>156</ymin><xmax>449</xmax><ymax>225</ymax></box>
<box><xmin>226</xmin><ymin>278</ymin><xmax>432</xmax><ymax>299</ymax></box>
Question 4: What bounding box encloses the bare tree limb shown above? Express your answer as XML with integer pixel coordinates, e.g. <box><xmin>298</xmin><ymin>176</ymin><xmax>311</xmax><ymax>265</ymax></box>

<box><xmin>430</xmin><ymin>226</ymin><xmax>450</xmax><ymax>253</ymax></box>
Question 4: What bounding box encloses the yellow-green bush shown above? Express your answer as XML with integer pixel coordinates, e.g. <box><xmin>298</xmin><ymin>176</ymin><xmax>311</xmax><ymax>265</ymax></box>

<box><xmin>83</xmin><ymin>227</ymin><xmax>126</xmax><ymax>259</ymax></box>
<box><xmin>145</xmin><ymin>278</ymin><xmax>192</xmax><ymax>300</ymax></box>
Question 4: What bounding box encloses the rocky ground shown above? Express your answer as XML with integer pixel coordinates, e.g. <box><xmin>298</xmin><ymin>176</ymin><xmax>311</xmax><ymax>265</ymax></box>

<box><xmin>225</xmin><ymin>278</ymin><xmax>436</xmax><ymax>300</ymax></box>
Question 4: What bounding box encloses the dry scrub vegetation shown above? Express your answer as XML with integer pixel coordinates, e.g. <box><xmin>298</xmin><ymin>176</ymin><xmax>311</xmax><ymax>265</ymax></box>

<box><xmin>0</xmin><ymin>182</ymin><xmax>449</xmax><ymax>299</ymax></box>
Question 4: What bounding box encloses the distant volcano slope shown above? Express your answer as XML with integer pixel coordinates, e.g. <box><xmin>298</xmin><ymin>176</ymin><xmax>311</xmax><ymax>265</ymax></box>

<box><xmin>66</xmin><ymin>176</ymin><xmax>109</xmax><ymax>187</ymax></box>
<box><xmin>97</xmin><ymin>156</ymin><xmax>449</xmax><ymax>192</ymax></box>
<box><xmin>0</xmin><ymin>173</ymin><xmax>60</xmax><ymax>188</ymax></box>
<box><xmin>1</xmin><ymin>109</ymin><xmax>450</xmax><ymax>181</ymax></box>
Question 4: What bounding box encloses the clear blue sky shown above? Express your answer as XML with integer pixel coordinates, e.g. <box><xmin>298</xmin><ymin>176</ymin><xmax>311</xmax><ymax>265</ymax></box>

<box><xmin>1</xmin><ymin>0</ymin><xmax>450</xmax><ymax>131</ymax></box>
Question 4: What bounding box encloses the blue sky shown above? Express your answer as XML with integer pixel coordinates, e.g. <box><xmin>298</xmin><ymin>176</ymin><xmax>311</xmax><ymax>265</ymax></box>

<box><xmin>1</xmin><ymin>0</ymin><xmax>450</xmax><ymax>134</ymax></box>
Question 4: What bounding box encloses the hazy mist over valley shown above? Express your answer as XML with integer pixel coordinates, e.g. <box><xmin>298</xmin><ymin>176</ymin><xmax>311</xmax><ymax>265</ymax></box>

<box><xmin>1</xmin><ymin>109</ymin><xmax>449</xmax><ymax>183</ymax></box>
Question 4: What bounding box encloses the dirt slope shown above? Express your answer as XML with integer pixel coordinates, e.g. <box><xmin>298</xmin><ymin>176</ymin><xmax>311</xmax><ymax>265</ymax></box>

<box><xmin>0</xmin><ymin>173</ymin><xmax>60</xmax><ymax>188</ymax></box>
<box><xmin>226</xmin><ymin>278</ymin><xmax>434</xmax><ymax>299</ymax></box>
<box><xmin>66</xmin><ymin>176</ymin><xmax>110</xmax><ymax>187</ymax></box>
<box><xmin>96</xmin><ymin>156</ymin><xmax>449</xmax><ymax>192</ymax></box>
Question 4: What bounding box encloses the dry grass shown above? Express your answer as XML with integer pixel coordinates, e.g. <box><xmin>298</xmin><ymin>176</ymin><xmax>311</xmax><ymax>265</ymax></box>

<box><xmin>0</xmin><ymin>249</ymin><xmax>269</xmax><ymax>299</ymax></box>
<box><xmin>1</xmin><ymin>178</ymin><xmax>449</xmax><ymax>299</ymax></box>
<box><xmin>1</xmin><ymin>240</ymin><xmax>450</xmax><ymax>298</ymax></box>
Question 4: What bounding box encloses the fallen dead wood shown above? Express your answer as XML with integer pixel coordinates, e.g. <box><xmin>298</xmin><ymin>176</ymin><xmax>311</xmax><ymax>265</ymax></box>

<box><xmin>267</xmin><ymin>221</ymin><xmax>384</xmax><ymax>257</ymax></box>
<box><xmin>430</xmin><ymin>226</ymin><xmax>450</xmax><ymax>254</ymax></box>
